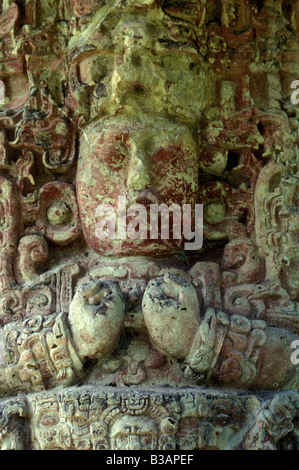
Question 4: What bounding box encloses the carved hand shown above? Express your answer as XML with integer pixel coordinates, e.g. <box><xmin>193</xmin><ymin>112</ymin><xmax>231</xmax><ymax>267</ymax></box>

<box><xmin>142</xmin><ymin>273</ymin><xmax>200</xmax><ymax>360</ymax></box>
<box><xmin>69</xmin><ymin>280</ymin><xmax>125</xmax><ymax>361</ymax></box>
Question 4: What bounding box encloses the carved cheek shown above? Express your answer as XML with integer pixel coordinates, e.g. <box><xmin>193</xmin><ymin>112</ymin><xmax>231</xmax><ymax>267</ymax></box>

<box><xmin>151</xmin><ymin>147</ymin><xmax>198</xmax><ymax>203</ymax></box>
<box><xmin>78</xmin><ymin>141</ymin><xmax>129</xmax><ymax>202</ymax></box>
<box><xmin>76</xmin><ymin>151</ymin><xmax>126</xmax><ymax>249</ymax></box>
<box><xmin>115</xmin><ymin>435</ymin><xmax>129</xmax><ymax>449</ymax></box>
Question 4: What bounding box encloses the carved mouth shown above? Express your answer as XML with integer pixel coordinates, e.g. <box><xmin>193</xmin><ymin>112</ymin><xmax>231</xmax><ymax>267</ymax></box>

<box><xmin>128</xmin><ymin>190</ymin><xmax>160</xmax><ymax>205</ymax></box>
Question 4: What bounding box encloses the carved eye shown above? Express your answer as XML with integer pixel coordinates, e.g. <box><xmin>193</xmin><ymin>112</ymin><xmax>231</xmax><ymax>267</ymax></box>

<box><xmin>157</xmin><ymin>37</ymin><xmax>196</xmax><ymax>53</ymax></box>
<box><xmin>22</xmin><ymin>132</ymin><xmax>34</xmax><ymax>143</ymax></box>
<box><xmin>40</xmin><ymin>414</ymin><xmax>59</xmax><ymax>427</ymax></box>
<box><xmin>98</xmin><ymin>143</ymin><xmax>128</xmax><ymax>171</ymax></box>
<box><xmin>231</xmin><ymin>254</ymin><xmax>246</xmax><ymax>268</ymax></box>
<box><xmin>140</xmin><ymin>435</ymin><xmax>153</xmax><ymax>447</ymax></box>
<box><xmin>213</xmin><ymin>412</ymin><xmax>232</xmax><ymax>427</ymax></box>
<box><xmin>90</xmin><ymin>57</ymin><xmax>109</xmax><ymax>83</ymax></box>
<box><xmin>78</xmin><ymin>56</ymin><xmax>112</xmax><ymax>86</ymax></box>
<box><xmin>77</xmin><ymin>440</ymin><xmax>91</xmax><ymax>450</ymax></box>
<box><xmin>179</xmin><ymin>439</ymin><xmax>194</xmax><ymax>449</ymax></box>
<box><xmin>157</xmin><ymin>38</ymin><xmax>180</xmax><ymax>50</ymax></box>
<box><xmin>116</xmin><ymin>435</ymin><xmax>128</xmax><ymax>447</ymax></box>
<box><xmin>55</xmin><ymin>122</ymin><xmax>68</xmax><ymax>135</ymax></box>
<box><xmin>104</xmin><ymin>151</ymin><xmax>127</xmax><ymax>170</ymax></box>
<box><xmin>72</xmin><ymin>417</ymin><xmax>88</xmax><ymax>427</ymax></box>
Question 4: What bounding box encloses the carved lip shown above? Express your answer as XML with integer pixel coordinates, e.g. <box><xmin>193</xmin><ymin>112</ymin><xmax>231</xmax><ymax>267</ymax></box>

<box><xmin>127</xmin><ymin>190</ymin><xmax>160</xmax><ymax>206</ymax></box>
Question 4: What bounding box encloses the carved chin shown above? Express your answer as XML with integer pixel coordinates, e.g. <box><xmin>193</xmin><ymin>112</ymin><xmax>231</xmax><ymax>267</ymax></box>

<box><xmin>81</xmin><ymin>235</ymin><xmax>186</xmax><ymax>258</ymax></box>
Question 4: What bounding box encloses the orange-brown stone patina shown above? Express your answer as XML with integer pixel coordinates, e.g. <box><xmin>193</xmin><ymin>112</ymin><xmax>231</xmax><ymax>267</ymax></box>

<box><xmin>77</xmin><ymin>117</ymin><xmax>199</xmax><ymax>256</ymax></box>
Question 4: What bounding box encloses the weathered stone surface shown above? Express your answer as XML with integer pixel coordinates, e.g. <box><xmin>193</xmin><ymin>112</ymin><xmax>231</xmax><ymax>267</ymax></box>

<box><xmin>0</xmin><ymin>386</ymin><xmax>298</xmax><ymax>450</ymax></box>
<box><xmin>0</xmin><ymin>0</ymin><xmax>297</xmax><ymax>450</ymax></box>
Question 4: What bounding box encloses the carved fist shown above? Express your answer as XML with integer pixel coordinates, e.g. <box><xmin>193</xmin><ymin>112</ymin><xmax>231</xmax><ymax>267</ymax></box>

<box><xmin>69</xmin><ymin>280</ymin><xmax>125</xmax><ymax>361</ymax></box>
<box><xmin>142</xmin><ymin>273</ymin><xmax>200</xmax><ymax>359</ymax></box>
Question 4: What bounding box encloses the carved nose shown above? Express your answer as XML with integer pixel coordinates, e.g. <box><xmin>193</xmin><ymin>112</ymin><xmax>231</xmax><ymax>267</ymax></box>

<box><xmin>127</xmin><ymin>436</ymin><xmax>142</xmax><ymax>450</ymax></box>
<box><xmin>127</xmin><ymin>155</ymin><xmax>151</xmax><ymax>191</ymax></box>
<box><xmin>125</xmin><ymin>47</ymin><xmax>143</xmax><ymax>67</ymax></box>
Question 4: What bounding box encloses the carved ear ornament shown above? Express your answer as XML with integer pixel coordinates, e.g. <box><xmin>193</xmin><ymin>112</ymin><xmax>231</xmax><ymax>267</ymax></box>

<box><xmin>183</xmin><ymin>311</ymin><xmax>267</xmax><ymax>386</ymax></box>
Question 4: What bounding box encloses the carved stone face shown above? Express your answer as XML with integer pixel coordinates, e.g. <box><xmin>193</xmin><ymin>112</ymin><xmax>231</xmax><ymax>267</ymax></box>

<box><xmin>70</xmin><ymin>13</ymin><xmax>205</xmax><ymax>122</ymax></box>
<box><xmin>110</xmin><ymin>415</ymin><xmax>158</xmax><ymax>450</ymax></box>
<box><xmin>76</xmin><ymin>116</ymin><xmax>199</xmax><ymax>257</ymax></box>
<box><xmin>34</xmin><ymin>405</ymin><xmax>72</xmax><ymax>450</ymax></box>
<box><xmin>72</xmin><ymin>9</ymin><xmax>204</xmax><ymax>258</ymax></box>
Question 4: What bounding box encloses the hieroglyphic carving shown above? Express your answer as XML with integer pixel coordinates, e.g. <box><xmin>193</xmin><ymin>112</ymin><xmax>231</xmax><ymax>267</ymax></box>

<box><xmin>2</xmin><ymin>312</ymin><xmax>84</xmax><ymax>395</ymax></box>
<box><xmin>242</xmin><ymin>392</ymin><xmax>299</xmax><ymax>450</ymax></box>
<box><xmin>0</xmin><ymin>386</ymin><xmax>295</xmax><ymax>450</ymax></box>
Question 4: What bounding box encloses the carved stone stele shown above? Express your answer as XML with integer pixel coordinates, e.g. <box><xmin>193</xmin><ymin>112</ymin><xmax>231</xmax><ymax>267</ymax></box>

<box><xmin>0</xmin><ymin>0</ymin><xmax>297</xmax><ymax>450</ymax></box>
